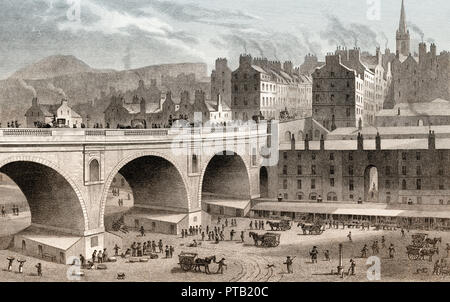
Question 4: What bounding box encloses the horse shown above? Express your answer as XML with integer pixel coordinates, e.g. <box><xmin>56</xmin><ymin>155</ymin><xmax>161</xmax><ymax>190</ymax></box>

<box><xmin>420</xmin><ymin>247</ymin><xmax>439</xmax><ymax>262</ymax></box>
<box><xmin>425</xmin><ymin>237</ymin><xmax>442</xmax><ymax>247</ymax></box>
<box><xmin>249</xmin><ymin>232</ymin><xmax>265</xmax><ymax>246</ymax></box>
<box><xmin>298</xmin><ymin>223</ymin><xmax>322</xmax><ymax>235</ymax></box>
<box><xmin>266</xmin><ymin>221</ymin><xmax>281</xmax><ymax>231</ymax></box>
<box><xmin>194</xmin><ymin>255</ymin><xmax>216</xmax><ymax>274</ymax></box>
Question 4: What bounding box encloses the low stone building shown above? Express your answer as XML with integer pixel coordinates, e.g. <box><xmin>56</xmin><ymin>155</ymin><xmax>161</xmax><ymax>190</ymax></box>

<box><xmin>25</xmin><ymin>97</ymin><xmax>83</xmax><ymax>128</ymax></box>
<box><xmin>375</xmin><ymin>98</ymin><xmax>450</xmax><ymax>127</ymax></box>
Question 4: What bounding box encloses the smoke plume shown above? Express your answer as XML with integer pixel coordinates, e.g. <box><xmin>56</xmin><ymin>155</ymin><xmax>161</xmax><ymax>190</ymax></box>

<box><xmin>47</xmin><ymin>83</ymin><xmax>67</xmax><ymax>98</ymax></box>
<box><xmin>18</xmin><ymin>78</ymin><xmax>36</xmax><ymax>97</ymax></box>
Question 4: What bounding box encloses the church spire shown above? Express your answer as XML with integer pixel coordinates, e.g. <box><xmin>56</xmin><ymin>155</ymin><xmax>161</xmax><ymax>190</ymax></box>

<box><xmin>396</xmin><ymin>0</ymin><xmax>410</xmax><ymax>57</ymax></box>
<box><xmin>399</xmin><ymin>0</ymin><xmax>407</xmax><ymax>34</ymax></box>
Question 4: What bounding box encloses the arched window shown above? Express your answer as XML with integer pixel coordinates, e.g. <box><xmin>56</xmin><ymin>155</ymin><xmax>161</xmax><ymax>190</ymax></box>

<box><xmin>284</xmin><ymin>131</ymin><xmax>292</xmax><ymax>142</ymax></box>
<box><xmin>297</xmin><ymin>192</ymin><xmax>304</xmax><ymax>200</ymax></box>
<box><xmin>309</xmin><ymin>193</ymin><xmax>317</xmax><ymax>200</ymax></box>
<box><xmin>327</xmin><ymin>192</ymin><xmax>338</xmax><ymax>201</ymax></box>
<box><xmin>89</xmin><ymin>159</ymin><xmax>100</xmax><ymax>182</ymax></box>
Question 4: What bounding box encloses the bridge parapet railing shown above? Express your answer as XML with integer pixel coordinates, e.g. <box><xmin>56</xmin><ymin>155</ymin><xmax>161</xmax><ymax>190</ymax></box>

<box><xmin>85</xmin><ymin>130</ymin><xmax>106</xmax><ymax>136</ymax></box>
<box><xmin>124</xmin><ymin>129</ymin><xmax>169</xmax><ymax>136</ymax></box>
<box><xmin>2</xmin><ymin>129</ymin><xmax>53</xmax><ymax>137</ymax></box>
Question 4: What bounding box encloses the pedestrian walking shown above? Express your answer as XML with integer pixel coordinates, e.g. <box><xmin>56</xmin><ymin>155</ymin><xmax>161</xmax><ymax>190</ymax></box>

<box><xmin>17</xmin><ymin>259</ymin><xmax>26</xmax><ymax>274</ymax></box>
<box><xmin>347</xmin><ymin>259</ymin><xmax>356</xmax><ymax>276</ymax></box>
<box><xmin>216</xmin><ymin>258</ymin><xmax>227</xmax><ymax>274</ymax></box>
<box><xmin>114</xmin><ymin>244</ymin><xmax>120</xmax><ymax>256</ymax></box>
<box><xmin>347</xmin><ymin>231</ymin><xmax>352</xmax><ymax>242</ymax></box>
<box><xmin>140</xmin><ymin>226</ymin><xmax>145</xmax><ymax>237</ymax></box>
<box><xmin>310</xmin><ymin>246</ymin><xmax>319</xmax><ymax>263</ymax></box>
<box><xmin>241</xmin><ymin>231</ymin><xmax>245</xmax><ymax>243</ymax></box>
<box><xmin>7</xmin><ymin>257</ymin><xmax>14</xmax><ymax>271</ymax></box>
<box><xmin>284</xmin><ymin>256</ymin><xmax>294</xmax><ymax>273</ymax></box>
<box><xmin>324</xmin><ymin>250</ymin><xmax>330</xmax><ymax>261</ymax></box>
<box><xmin>361</xmin><ymin>244</ymin><xmax>368</xmax><ymax>258</ymax></box>
<box><xmin>388</xmin><ymin>244</ymin><xmax>395</xmax><ymax>259</ymax></box>
<box><xmin>35</xmin><ymin>263</ymin><xmax>42</xmax><ymax>277</ymax></box>
<box><xmin>230</xmin><ymin>229</ymin><xmax>235</xmax><ymax>241</ymax></box>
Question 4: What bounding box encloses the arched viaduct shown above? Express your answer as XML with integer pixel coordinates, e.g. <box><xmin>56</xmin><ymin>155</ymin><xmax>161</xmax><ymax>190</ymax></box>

<box><xmin>0</xmin><ymin>126</ymin><xmax>268</xmax><ymax>257</ymax></box>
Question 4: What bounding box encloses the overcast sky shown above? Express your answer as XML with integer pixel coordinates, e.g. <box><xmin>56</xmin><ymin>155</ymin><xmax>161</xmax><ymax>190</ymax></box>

<box><xmin>0</xmin><ymin>0</ymin><xmax>448</xmax><ymax>79</ymax></box>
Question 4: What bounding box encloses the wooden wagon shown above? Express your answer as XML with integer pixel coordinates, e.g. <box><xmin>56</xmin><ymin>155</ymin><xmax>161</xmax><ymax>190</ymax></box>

<box><xmin>178</xmin><ymin>252</ymin><xmax>198</xmax><ymax>271</ymax></box>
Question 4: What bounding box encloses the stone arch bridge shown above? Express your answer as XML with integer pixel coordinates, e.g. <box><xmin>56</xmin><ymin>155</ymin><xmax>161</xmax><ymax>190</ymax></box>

<box><xmin>0</xmin><ymin>126</ymin><xmax>268</xmax><ymax>257</ymax></box>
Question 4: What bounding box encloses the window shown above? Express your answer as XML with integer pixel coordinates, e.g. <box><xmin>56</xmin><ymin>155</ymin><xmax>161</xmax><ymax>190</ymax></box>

<box><xmin>416</xmin><ymin>179</ymin><xmax>422</xmax><ymax>190</ymax></box>
<box><xmin>311</xmin><ymin>165</ymin><xmax>316</xmax><ymax>175</ymax></box>
<box><xmin>283</xmin><ymin>179</ymin><xmax>288</xmax><ymax>189</ymax></box>
<box><xmin>297</xmin><ymin>193</ymin><xmax>303</xmax><ymax>200</ymax></box>
<box><xmin>284</xmin><ymin>193</ymin><xmax>288</xmax><ymax>200</ymax></box>
<box><xmin>90</xmin><ymin>236</ymin><xmax>98</xmax><ymax>247</ymax></box>
<box><xmin>282</xmin><ymin>165</ymin><xmax>288</xmax><ymax>175</ymax></box>
<box><xmin>311</xmin><ymin>179</ymin><xmax>316</xmax><ymax>189</ymax></box>
<box><xmin>348</xmin><ymin>152</ymin><xmax>353</xmax><ymax>161</ymax></box>
<box><xmin>402</xmin><ymin>179</ymin><xmax>407</xmax><ymax>190</ymax></box>
<box><xmin>89</xmin><ymin>159</ymin><xmax>100</xmax><ymax>182</ymax></box>
<box><xmin>439</xmin><ymin>179</ymin><xmax>445</xmax><ymax>190</ymax></box>
<box><xmin>416</xmin><ymin>166</ymin><xmax>422</xmax><ymax>176</ymax></box>
<box><xmin>349</xmin><ymin>166</ymin><xmax>354</xmax><ymax>176</ymax></box>
<box><xmin>330</xmin><ymin>178</ymin><xmax>335</xmax><ymax>187</ymax></box>
<box><xmin>349</xmin><ymin>179</ymin><xmax>354</xmax><ymax>191</ymax></box>
<box><xmin>330</xmin><ymin>166</ymin><xmax>335</xmax><ymax>175</ymax></box>
<box><xmin>297</xmin><ymin>165</ymin><xmax>302</xmax><ymax>175</ymax></box>
<box><xmin>402</xmin><ymin>166</ymin><xmax>407</xmax><ymax>175</ymax></box>
<box><xmin>385</xmin><ymin>179</ymin><xmax>391</xmax><ymax>189</ymax></box>
<box><xmin>297</xmin><ymin>180</ymin><xmax>302</xmax><ymax>189</ymax></box>
<box><xmin>385</xmin><ymin>166</ymin><xmax>391</xmax><ymax>176</ymax></box>
<box><xmin>297</xmin><ymin>153</ymin><xmax>301</xmax><ymax>160</ymax></box>
<box><xmin>283</xmin><ymin>152</ymin><xmax>288</xmax><ymax>160</ymax></box>
<box><xmin>416</xmin><ymin>152</ymin><xmax>421</xmax><ymax>160</ymax></box>
<box><xmin>191</xmin><ymin>154</ymin><xmax>199</xmax><ymax>173</ymax></box>
<box><xmin>311</xmin><ymin>153</ymin><xmax>316</xmax><ymax>160</ymax></box>
<box><xmin>329</xmin><ymin>153</ymin><xmax>334</xmax><ymax>161</ymax></box>
<box><xmin>402</xmin><ymin>152</ymin><xmax>407</xmax><ymax>160</ymax></box>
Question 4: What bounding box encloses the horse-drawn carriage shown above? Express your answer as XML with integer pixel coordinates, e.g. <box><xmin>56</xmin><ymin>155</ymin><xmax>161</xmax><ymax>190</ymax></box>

<box><xmin>297</xmin><ymin>222</ymin><xmax>325</xmax><ymax>235</ymax></box>
<box><xmin>249</xmin><ymin>232</ymin><xmax>281</xmax><ymax>247</ymax></box>
<box><xmin>406</xmin><ymin>233</ymin><xmax>440</xmax><ymax>261</ymax></box>
<box><xmin>178</xmin><ymin>252</ymin><xmax>216</xmax><ymax>273</ymax></box>
<box><xmin>266</xmin><ymin>219</ymin><xmax>291</xmax><ymax>231</ymax></box>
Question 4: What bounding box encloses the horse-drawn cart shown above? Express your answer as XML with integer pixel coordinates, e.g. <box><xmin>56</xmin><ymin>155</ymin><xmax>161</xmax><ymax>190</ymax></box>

<box><xmin>249</xmin><ymin>232</ymin><xmax>281</xmax><ymax>247</ymax></box>
<box><xmin>266</xmin><ymin>219</ymin><xmax>291</xmax><ymax>231</ymax></box>
<box><xmin>178</xmin><ymin>252</ymin><xmax>198</xmax><ymax>271</ymax></box>
<box><xmin>406</xmin><ymin>233</ymin><xmax>439</xmax><ymax>261</ymax></box>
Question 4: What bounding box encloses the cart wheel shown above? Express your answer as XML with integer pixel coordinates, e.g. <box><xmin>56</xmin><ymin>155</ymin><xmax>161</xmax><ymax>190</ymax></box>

<box><xmin>181</xmin><ymin>261</ymin><xmax>192</xmax><ymax>271</ymax></box>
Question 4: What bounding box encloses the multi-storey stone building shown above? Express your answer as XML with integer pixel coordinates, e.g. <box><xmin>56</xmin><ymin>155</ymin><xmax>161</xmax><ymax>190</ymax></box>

<box><xmin>211</xmin><ymin>58</ymin><xmax>232</xmax><ymax>108</ymax></box>
<box><xmin>312</xmin><ymin>46</ymin><xmax>388</xmax><ymax>130</ymax></box>
<box><xmin>231</xmin><ymin>55</ymin><xmax>313</xmax><ymax>122</ymax></box>
<box><xmin>273</xmin><ymin>131</ymin><xmax>450</xmax><ymax>206</ymax></box>
<box><xmin>385</xmin><ymin>0</ymin><xmax>450</xmax><ymax>107</ymax></box>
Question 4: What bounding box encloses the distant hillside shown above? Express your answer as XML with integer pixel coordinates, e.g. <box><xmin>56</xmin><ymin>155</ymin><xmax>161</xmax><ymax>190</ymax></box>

<box><xmin>10</xmin><ymin>55</ymin><xmax>100</xmax><ymax>80</ymax></box>
<box><xmin>0</xmin><ymin>55</ymin><xmax>209</xmax><ymax>125</ymax></box>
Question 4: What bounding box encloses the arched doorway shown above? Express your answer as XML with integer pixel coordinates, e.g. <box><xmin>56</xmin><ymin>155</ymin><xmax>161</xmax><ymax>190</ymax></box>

<box><xmin>0</xmin><ymin>161</ymin><xmax>87</xmax><ymax>233</ymax></box>
<box><xmin>201</xmin><ymin>151</ymin><xmax>250</xmax><ymax>217</ymax></box>
<box><xmin>364</xmin><ymin>166</ymin><xmax>379</xmax><ymax>202</ymax></box>
<box><xmin>260</xmin><ymin>167</ymin><xmax>268</xmax><ymax>198</ymax></box>
<box><xmin>103</xmin><ymin>155</ymin><xmax>189</xmax><ymax>232</ymax></box>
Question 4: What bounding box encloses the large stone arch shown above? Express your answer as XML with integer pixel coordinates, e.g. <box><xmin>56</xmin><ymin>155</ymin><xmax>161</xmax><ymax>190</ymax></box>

<box><xmin>197</xmin><ymin>150</ymin><xmax>252</xmax><ymax>205</ymax></box>
<box><xmin>99</xmin><ymin>151</ymin><xmax>191</xmax><ymax>228</ymax></box>
<box><xmin>0</xmin><ymin>156</ymin><xmax>89</xmax><ymax>232</ymax></box>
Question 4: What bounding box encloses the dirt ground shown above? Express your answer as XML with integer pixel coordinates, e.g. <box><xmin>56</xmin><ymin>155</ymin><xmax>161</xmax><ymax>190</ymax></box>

<box><xmin>1</xmin><ymin>216</ymin><xmax>450</xmax><ymax>282</ymax></box>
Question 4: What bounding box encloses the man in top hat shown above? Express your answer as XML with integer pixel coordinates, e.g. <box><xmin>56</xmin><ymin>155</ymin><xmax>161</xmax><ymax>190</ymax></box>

<box><xmin>216</xmin><ymin>258</ymin><xmax>227</xmax><ymax>274</ymax></box>
<box><xmin>284</xmin><ymin>256</ymin><xmax>294</xmax><ymax>273</ymax></box>
<box><xmin>35</xmin><ymin>263</ymin><xmax>42</xmax><ymax>277</ymax></box>
<box><xmin>347</xmin><ymin>259</ymin><xmax>356</xmax><ymax>276</ymax></box>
